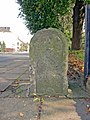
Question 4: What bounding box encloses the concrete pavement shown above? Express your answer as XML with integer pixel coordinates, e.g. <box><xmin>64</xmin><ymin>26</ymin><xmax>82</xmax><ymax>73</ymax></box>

<box><xmin>0</xmin><ymin>53</ymin><xmax>90</xmax><ymax>120</ymax></box>
<box><xmin>0</xmin><ymin>97</ymin><xmax>90</xmax><ymax>120</ymax></box>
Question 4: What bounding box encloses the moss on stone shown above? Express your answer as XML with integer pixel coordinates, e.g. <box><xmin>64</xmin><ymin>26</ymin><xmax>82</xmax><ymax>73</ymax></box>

<box><xmin>29</xmin><ymin>28</ymin><xmax>68</xmax><ymax>96</ymax></box>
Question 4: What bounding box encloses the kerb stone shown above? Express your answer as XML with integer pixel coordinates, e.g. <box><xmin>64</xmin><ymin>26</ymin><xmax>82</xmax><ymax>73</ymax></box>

<box><xmin>29</xmin><ymin>28</ymin><xmax>68</xmax><ymax>96</ymax></box>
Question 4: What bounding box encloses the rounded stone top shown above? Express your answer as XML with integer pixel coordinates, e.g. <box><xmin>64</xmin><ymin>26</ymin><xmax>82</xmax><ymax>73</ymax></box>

<box><xmin>31</xmin><ymin>28</ymin><xmax>67</xmax><ymax>44</ymax></box>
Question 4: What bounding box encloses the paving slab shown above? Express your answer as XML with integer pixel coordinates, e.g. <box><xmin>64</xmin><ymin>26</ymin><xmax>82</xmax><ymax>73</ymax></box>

<box><xmin>6</xmin><ymin>68</ymin><xmax>28</xmax><ymax>74</ymax></box>
<box><xmin>0</xmin><ymin>73</ymin><xmax>22</xmax><ymax>79</ymax></box>
<box><xmin>0</xmin><ymin>68</ymin><xmax>7</xmax><ymax>73</ymax></box>
<box><xmin>0</xmin><ymin>97</ymin><xmax>90</xmax><ymax>120</ymax></box>
<box><xmin>41</xmin><ymin>98</ymin><xmax>90</xmax><ymax>120</ymax></box>
<box><xmin>0</xmin><ymin>68</ymin><xmax>29</xmax><ymax>92</ymax></box>
<box><xmin>0</xmin><ymin>78</ymin><xmax>15</xmax><ymax>92</ymax></box>
<box><xmin>0</xmin><ymin>98</ymin><xmax>37</xmax><ymax>120</ymax></box>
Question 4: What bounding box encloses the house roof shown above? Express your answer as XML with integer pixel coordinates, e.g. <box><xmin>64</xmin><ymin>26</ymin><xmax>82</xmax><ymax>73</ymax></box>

<box><xmin>0</xmin><ymin>27</ymin><xmax>11</xmax><ymax>32</ymax></box>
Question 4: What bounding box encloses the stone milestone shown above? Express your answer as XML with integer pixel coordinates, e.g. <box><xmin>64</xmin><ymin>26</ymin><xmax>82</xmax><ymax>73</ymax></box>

<box><xmin>29</xmin><ymin>28</ymin><xmax>68</xmax><ymax>96</ymax></box>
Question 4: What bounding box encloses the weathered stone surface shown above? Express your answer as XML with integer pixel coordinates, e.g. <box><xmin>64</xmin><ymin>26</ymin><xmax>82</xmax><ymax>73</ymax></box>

<box><xmin>29</xmin><ymin>28</ymin><xmax>68</xmax><ymax>96</ymax></box>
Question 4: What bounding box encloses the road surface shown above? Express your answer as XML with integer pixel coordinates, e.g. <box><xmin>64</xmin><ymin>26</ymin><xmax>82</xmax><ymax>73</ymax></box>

<box><xmin>0</xmin><ymin>52</ymin><xmax>30</xmax><ymax>97</ymax></box>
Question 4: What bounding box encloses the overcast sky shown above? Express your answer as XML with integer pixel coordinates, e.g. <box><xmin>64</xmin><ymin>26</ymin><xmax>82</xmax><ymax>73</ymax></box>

<box><xmin>0</xmin><ymin>0</ymin><xmax>32</xmax><ymax>42</ymax></box>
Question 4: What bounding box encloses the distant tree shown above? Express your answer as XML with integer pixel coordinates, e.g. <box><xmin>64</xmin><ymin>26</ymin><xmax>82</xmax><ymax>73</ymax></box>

<box><xmin>20</xmin><ymin>42</ymin><xmax>28</xmax><ymax>51</ymax></box>
<box><xmin>17</xmin><ymin>0</ymin><xmax>90</xmax><ymax>50</ymax></box>
<box><xmin>1</xmin><ymin>41</ymin><xmax>6</xmax><ymax>52</ymax></box>
<box><xmin>0</xmin><ymin>41</ymin><xmax>1</xmax><ymax>52</ymax></box>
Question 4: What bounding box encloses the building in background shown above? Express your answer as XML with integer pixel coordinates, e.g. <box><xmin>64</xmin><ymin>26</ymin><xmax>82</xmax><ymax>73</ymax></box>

<box><xmin>0</xmin><ymin>27</ymin><xmax>29</xmax><ymax>52</ymax></box>
<box><xmin>0</xmin><ymin>27</ymin><xmax>10</xmax><ymax>32</ymax></box>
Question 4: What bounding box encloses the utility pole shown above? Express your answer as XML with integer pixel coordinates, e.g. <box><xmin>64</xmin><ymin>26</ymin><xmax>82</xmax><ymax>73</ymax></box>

<box><xmin>84</xmin><ymin>5</ymin><xmax>90</xmax><ymax>78</ymax></box>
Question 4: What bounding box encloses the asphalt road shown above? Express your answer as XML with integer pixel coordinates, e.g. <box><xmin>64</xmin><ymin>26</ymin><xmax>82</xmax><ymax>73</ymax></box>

<box><xmin>0</xmin><ymin>52</ymin><xmax>30</xmax><ymax>93</ymax></box>
<box><xmin>0</xmin><ymin>52</ymin><xmax>29</xmax><ymax>65</ymax></box>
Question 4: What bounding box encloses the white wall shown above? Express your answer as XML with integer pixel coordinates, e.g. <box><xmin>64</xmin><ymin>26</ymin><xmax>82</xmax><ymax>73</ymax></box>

<box><xmin>0</xmin><ymin>32</ymin><xmax>22</xmax><ymax>51</ymax></box>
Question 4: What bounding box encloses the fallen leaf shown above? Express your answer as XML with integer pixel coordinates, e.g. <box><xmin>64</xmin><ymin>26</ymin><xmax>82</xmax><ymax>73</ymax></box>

<box><xmin>87</xmin><ymin>108</ymin><xmax>90</xmax><ymax>112</ymax></box>
<box><xmin>19</xmin><ymin>112</ymin><xmax>24</xmax><ymax>117</ymax></box>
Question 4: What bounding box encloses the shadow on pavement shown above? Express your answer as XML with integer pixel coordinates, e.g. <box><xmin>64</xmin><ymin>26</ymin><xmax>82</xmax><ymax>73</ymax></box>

<box><xmin>68</xmin><ymin>76</ymin><xmax>90</xmax><ymax>120</ymax></box>
<box><xmin>75</xmin><ymin>99</ymin><xmax>90</xmax><ymax>120</ymax></box>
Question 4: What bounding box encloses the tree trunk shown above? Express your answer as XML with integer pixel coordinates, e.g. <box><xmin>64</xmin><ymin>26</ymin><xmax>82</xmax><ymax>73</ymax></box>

<box><xmin>72</xmin><ymin>0</ymin><xmax>85</xmax><ymax>50</ymax></box>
